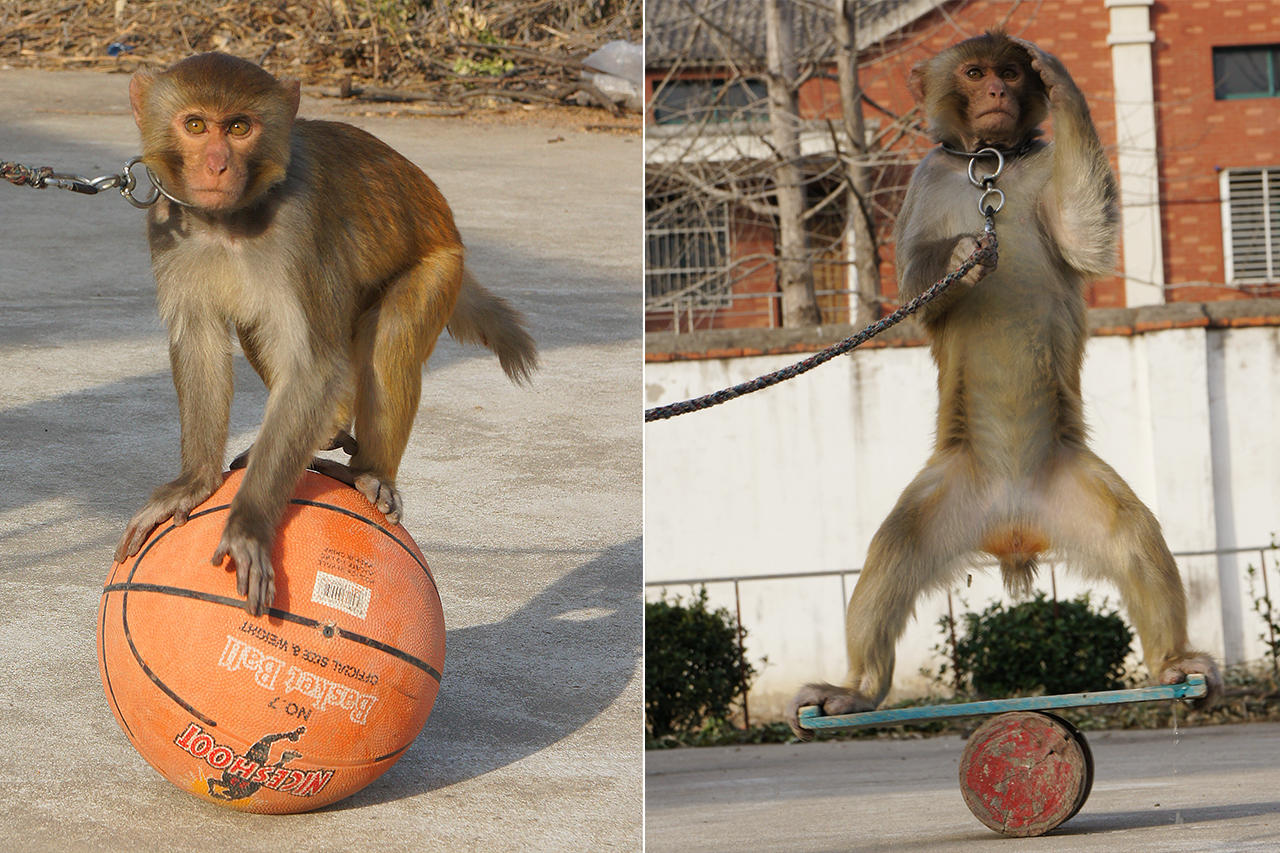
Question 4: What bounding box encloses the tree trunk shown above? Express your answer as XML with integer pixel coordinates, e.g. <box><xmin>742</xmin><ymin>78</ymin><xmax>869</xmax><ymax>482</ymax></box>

<box><xmin>765</xmin><ymin>0</ymin><xmax>821</xmax><ymax>327</ymax></box>
<box><xmin>834</xmin><ymin>0</ymin><xmax>880</xmax><ymax>326</ymax></box>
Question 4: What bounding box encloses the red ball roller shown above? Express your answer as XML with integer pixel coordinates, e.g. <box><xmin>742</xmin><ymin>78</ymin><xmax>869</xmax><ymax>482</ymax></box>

<box><xmin>959</xmin><ymin>711</ymin><xmax>1092</xmax><ymax>836</ymax></box>
<box><xmin>96</xmin><ymin>468</ymin><xmax>445</xmax><ymax>813</ymax></box>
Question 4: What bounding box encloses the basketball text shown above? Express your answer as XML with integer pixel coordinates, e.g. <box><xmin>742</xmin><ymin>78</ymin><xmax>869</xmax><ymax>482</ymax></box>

<box><xmin>173</xmin><ymin>722</ymin><xmax>333</xmax><ymax>798</ymax></box>
<box><xmin>217</xmin><ymin>634</ymin><xmax>378</xmax><ymax>724</ymax></box>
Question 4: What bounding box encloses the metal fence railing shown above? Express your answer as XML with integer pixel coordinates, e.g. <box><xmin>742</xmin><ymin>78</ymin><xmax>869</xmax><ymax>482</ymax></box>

<box><xmin>645</xmin><ymin>543</ymin><xmax>1280</xmax><ymax>725</ymax></box>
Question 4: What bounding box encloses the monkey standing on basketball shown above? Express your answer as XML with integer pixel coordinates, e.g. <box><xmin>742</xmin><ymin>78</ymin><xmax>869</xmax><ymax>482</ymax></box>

<box><xmin>115</xmin><ymin>52</ymin><xmax>537</xmax><ymax>615</ymax></box>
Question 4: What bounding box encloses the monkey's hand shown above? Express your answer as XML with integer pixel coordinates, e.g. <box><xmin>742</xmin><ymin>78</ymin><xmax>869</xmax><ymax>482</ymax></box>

<box><xmin>1159</xmin><ymin>654</ymin><xmax>1223</xmax><ymax>711</ymax></box>
<box><xmin>785</xmin><ymin>682</ymin><xmax>876</xmax><ymax>740</ymax></box>
<box><xmin>1013</xmin><ymin>38</ymin><xmax>1081</xmax><ymax>109</ymax></box>
<box><xmin>115</xmin><ymin>472</ymin><xmax>222</xmax><ymax>562</ymax></box>
<box><xmin>213</xmin><ymin>513</ymin><xmax>277</xmax><ymax>616</ymax></box>
<box><xmin>951</xmin><ymin>234</ymin><xmax>995</xmax><ymax>286</ymax></box>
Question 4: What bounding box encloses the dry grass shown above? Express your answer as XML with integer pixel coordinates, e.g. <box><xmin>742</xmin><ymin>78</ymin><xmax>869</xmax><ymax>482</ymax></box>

<box><xmin>0</xmin><ymin>0</ymin><xmax>641</xmax><ymax>117</ymax></box>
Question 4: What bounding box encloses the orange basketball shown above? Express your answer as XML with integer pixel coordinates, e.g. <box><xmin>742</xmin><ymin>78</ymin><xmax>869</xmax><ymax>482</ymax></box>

<box><xmin>96</xmin><ymin>468</ymin><xmax>446</xmax><ymax>813</ymax></box>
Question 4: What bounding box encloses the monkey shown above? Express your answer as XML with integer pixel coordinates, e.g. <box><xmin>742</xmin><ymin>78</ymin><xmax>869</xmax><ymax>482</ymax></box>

<box><xmin>114</xmin><ymin>53</ymin><xmax>537</xmax><ymax>616</ymax></box>
<box><xmin>786</xmin><ymin>31</ymin><xmax>1220</xmax><ymax>735</ymax></box>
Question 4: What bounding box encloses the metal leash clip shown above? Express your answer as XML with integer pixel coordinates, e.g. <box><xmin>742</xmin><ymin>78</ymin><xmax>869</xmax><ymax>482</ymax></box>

<box><xmin>967</xmin><ymin>147</ymin><xmax>1006</xmax><ymax>217</ymax></box>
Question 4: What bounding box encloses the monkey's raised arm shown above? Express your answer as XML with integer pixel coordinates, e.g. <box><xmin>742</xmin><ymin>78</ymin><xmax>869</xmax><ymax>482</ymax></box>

<box><xmin>1018</xmin><ymin>39</ymin><xmax>1118</xmax><ymax>278</ymax></box>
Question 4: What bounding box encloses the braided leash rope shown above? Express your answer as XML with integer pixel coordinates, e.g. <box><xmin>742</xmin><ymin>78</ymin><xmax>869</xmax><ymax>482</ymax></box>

<box><xmin>1</xmin><ymin>160</ymin><xmax>55</xmax><ymax>188</ymax></box>
<box><xmin>645</xmin><ymin>225</ymin><xmax>997</xmax><ymax>423</ymax></box>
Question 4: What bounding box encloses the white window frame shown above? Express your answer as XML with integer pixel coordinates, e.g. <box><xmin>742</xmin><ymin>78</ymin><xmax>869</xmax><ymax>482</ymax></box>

<box><xmin>1221</xmin><ymin>167</ymin><xmax>1280</xmax><ymax>284</ymax></box>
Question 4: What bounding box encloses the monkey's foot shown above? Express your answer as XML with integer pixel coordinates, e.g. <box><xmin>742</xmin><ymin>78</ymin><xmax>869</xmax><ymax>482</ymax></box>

<box><xmin>786</xmin><ymin>682</ymin><xmax>877</xmax><ymax>739</ymax></box>
<box><xmin>323</xmin><ymin>430</ymin><xmax>358</xmax><ymax>456</ymax></box>
<box><xmin>1159</xmin><ymin>654</ymin><xmax>1222</xmax><ymax>710</ymax></box>
<box><xmin>308</xmin><ymin>457</ymin><xmax>357</xmax><ymax>487</ymax></box>
<box><xmin>229</xmin><ymin>445</ymin><xmax>252</xmax><ymax>471</ymax></box>
<box><xmin>353</xmin><ymin>472</ymin><xmax>403</xmax><ymax>524</ymax></box>
<box><xmin>306</xmin><ymin>458</ymin><xmax>403</xmax><ymax>525</ymax></box>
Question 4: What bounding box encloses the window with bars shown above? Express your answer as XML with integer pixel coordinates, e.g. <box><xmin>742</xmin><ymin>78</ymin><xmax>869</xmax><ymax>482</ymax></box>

<box><xmin>1213</xmin><ymin>45</ymin><xmax>1280</xmax><ymax>100</ymax></box>
<box><xmin>1222</xmin><ymin>168</ymin><xmax>1280</xmax><ymax>283</ymax></box>
<box><xmin>644</xmin><ymin>202</ymin><xmax>732</xmax><ymax>307</ymax></box>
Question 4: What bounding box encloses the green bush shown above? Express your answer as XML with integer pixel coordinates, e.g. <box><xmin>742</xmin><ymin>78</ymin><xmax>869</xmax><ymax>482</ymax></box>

<box><xmin>944</xmin><ymin>593</ymin><xmax>1133</xmax><ymax>697</ymax></box>
<box><xmin>645</xmin><ymin>589</ymin><xmax>756</xmax><ymax>737</ymax></box>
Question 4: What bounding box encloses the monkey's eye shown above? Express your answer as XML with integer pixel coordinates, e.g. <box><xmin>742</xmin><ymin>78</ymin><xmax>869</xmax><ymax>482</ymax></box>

<box><xmin>227</xmin><ymin>119</ymin><xmax>252</xmax><ymax>137</ymax></box>
<box><xmin>184</xmin><ymin>117</ymin><xmax>207</xmax><ymax>134</ymax></box>
<box><xmin>1000</xmin><ymin>67</ymin><xmax>1021</xmax><ymax>81</ymax></box>
<box><xmin>964</xmin><ymin>66</ymin><xmax>983</xmax><ymax>80</ymax></box>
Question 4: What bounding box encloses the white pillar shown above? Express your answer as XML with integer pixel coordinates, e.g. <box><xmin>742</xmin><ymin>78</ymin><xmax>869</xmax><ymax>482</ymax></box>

<box><xmin>1106</xmin><ymin>0</ymin><xmax>1166</xmax><ymax>306</ymax></box>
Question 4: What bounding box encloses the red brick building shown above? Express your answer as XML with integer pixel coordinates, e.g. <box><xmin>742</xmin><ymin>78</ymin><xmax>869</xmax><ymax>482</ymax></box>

<box><xmin>645</xmin><ymin>0</ymin><xmax>1280</xmax><ymax>332</ymax></box>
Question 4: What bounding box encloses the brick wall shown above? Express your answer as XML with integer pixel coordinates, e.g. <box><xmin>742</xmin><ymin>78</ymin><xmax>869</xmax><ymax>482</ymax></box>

<box><xmin>1152</xmin><ymin>0</ymin><xmax>1280</xmax><ymax>300</ymax></box>
<box><xmin>647</xmin><ymin>0</ymin><xmax>1280</xmax><ymax>330</ymax></box>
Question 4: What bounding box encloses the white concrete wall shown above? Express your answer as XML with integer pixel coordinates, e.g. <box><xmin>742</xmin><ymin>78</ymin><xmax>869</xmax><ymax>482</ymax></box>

<box><xmin>644</xmin><ymin>322</ymin><xmax>1280</xmax><ymax>720</ymax></box>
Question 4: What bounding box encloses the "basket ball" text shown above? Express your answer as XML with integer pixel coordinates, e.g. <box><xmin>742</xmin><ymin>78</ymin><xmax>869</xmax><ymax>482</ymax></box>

<box><xmin>218</xmin><ymin>634</ymin><xmax>379</xmax><ymax>724</ymax></box>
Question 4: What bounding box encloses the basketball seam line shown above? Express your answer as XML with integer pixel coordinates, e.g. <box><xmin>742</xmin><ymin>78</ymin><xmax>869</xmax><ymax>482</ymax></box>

<box><xmin>129</xmin><ymin>495</ymin><xmax>437</xmax><ymax>586</ymax></box>
<box><xmin>289</xmin><ymin>497</ymin><xmax>435</xmax><ymax>582</ymax></box>
<box><xmin>103</xmin><ymin>582</ymin><xmax>443</xmax><ymax>683</ymax></box>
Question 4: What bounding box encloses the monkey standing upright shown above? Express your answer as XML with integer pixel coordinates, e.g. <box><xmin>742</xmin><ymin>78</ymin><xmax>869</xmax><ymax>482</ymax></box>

<box><xmin>787</xmin><ymin>31</ymin><xmax>1220</xmax><ymax>734</ymax></box>
<box><xmin>116</xmin><ymin>53</ymin><xmax>537</xmax><ymax>616</ymax></box>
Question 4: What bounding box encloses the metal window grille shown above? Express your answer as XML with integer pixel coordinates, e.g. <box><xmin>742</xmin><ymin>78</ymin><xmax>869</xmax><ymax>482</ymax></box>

<box><xmin>1224</xmin><ymin>168</ymin><xmax>1280</xmax><ymax>282</ymax></box>
<box><xmin>645</xmin><ymin>204</ymin><xmax>732</xmax><ymax>307</ymax></box>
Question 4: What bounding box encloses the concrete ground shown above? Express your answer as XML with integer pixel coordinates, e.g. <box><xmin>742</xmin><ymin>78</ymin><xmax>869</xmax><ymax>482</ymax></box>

<box><xmin>647</xmin><ymin>722</ymin><xmax>1280</xmax><ymax>851</ymax></box>
<box><xmin>0</xmin><ymin>68</ymin><xmax>641</xmax><ymax>850</ymax></box>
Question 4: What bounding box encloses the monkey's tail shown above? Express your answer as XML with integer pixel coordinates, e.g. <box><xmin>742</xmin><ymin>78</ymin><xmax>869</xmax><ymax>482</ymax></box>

<box><xmin>447</xmin><ymin>271</ymin><xmax>538</xmax><ymax>385</ymax></box>
<box><xmin>999</xmin><ymin>555</ymin><xmax>1038</xmax><ymax>599</ymax></box>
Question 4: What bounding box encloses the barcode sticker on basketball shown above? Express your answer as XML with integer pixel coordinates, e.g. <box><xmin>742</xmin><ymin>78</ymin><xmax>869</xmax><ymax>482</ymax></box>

<box><xmin>312</xmin><ymin>571</ymin><xmax>372</xmax><ymax>619</ymax></box>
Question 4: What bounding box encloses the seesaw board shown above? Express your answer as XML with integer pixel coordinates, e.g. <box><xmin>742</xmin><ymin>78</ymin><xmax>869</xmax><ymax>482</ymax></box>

<box><xmin>797</xmin><ymin>674</ymin><xmax>1207</xmax><ymax>731</ymax></box>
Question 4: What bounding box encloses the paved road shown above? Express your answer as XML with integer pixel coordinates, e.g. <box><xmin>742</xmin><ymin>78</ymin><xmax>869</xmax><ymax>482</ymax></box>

<box><xmin>647</xmin><ymin>722</ymin><xmax>1280</xmax><ymax>851</ymax></box>
<box><xmin>0</xmin><ymin>67</ymin><xmax>641</xmax><ymax>851</ymax></box>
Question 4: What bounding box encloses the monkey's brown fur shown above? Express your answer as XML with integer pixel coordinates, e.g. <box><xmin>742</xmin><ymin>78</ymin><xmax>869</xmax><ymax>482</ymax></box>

<box><xmin>787</xmin><ymin>32</ymin><xmax>1219</xmax><ymax>735</ymax></box>
<box><xmin>117</xmin><ymin>53</ymin><xmax>537</xmax><ymax>615</ymax></box>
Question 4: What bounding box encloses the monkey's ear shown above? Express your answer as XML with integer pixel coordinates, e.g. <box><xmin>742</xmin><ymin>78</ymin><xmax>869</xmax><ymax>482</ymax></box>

<box><xmin>907</xmin><ymin>62</ymin><xmax>928</xmax><ymax>105</ymax></box>
<box><xmin>129</xmin><ymin>70</ymin><xmax>155</xmax><ymax>129</ymax></box>
<box><xmin>282</xmin><ymin>79</ymin><xmax>302</xmax><ymax>122</ymax></box>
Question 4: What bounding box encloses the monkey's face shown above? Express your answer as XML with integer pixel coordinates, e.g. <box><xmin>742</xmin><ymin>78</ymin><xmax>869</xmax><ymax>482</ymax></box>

<box><xmin>130</xmin><ymin>53</ymin><xmax>300</xmax><ymax>214</ymax></box>
<box><xmin>162</xmin><ymin>110</ymin><xmax>260</xmax><ymax>211</ymax></box>
<box><xmin>955</xmin><ymin>60</ymin><xmax>1027</xmax><ymax>147</ymax></box>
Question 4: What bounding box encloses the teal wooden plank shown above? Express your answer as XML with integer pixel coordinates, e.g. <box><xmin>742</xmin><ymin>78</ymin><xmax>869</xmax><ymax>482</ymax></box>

<box><xmin>797</xmin><ymin>675</ymin><xmax>1207</xmax><ymax>731</ymax></box>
